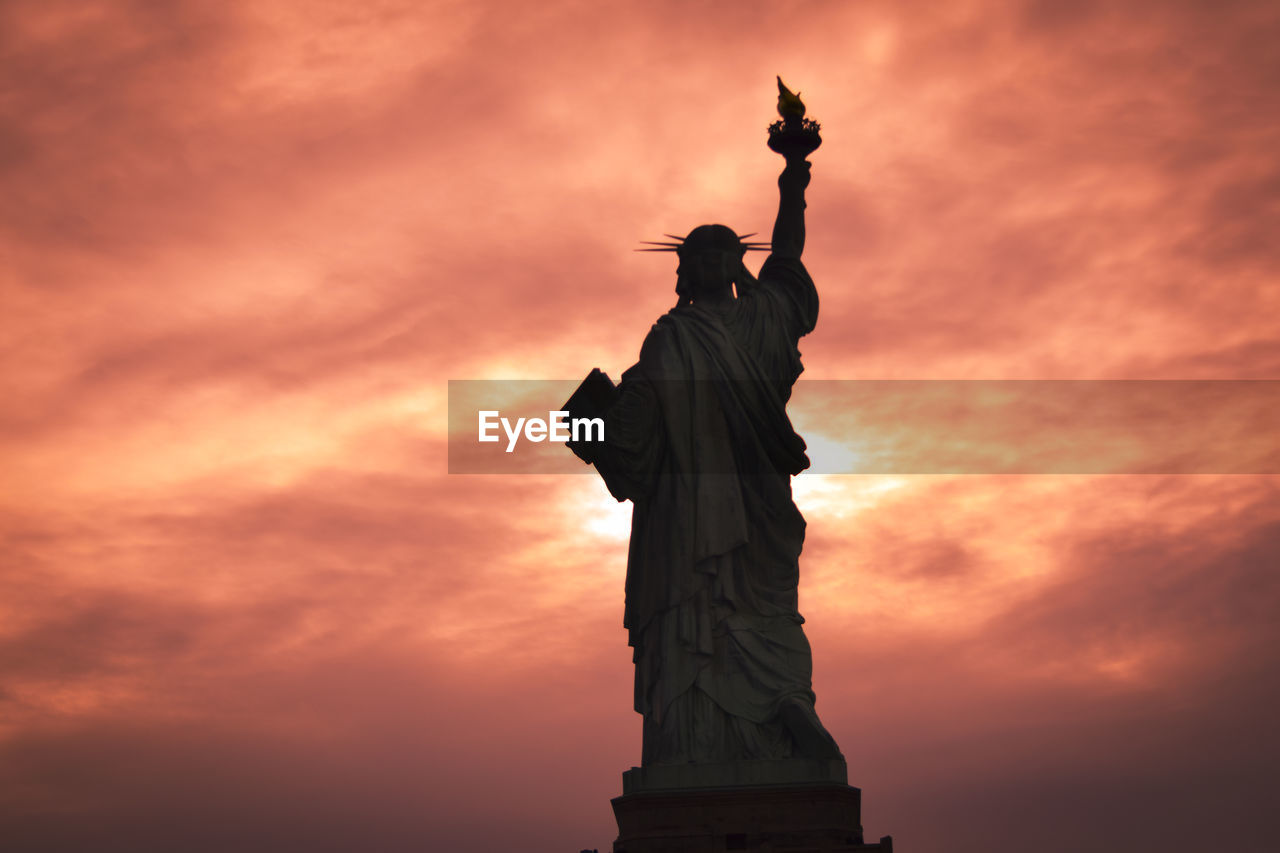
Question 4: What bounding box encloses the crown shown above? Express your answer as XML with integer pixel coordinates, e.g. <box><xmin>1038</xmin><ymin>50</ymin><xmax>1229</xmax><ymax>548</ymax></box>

<box><xmin>636</xmin><ymin>224</ymin><xmax>771</xmax><ymax>255</ymax></box>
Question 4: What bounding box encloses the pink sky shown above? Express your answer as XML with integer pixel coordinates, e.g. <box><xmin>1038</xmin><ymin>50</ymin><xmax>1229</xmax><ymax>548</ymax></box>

<box><xmin>2</xmin><ymin>1</ymin><xmax>1278</xmax><ymax>850</ymax></box>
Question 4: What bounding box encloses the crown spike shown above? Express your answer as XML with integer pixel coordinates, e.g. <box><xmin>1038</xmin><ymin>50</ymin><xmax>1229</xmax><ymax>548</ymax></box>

<box><xmin>638</xmin><ymin>228</ymin><xmax>766</xmax><ymax>255</ymax></box>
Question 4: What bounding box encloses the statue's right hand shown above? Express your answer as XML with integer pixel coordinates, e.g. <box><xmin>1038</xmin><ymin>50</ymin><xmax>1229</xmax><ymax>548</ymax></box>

<box><xmin>780</xmin><ymin>159</ymin><xmax>812</xmax><ymax>190</ymax></box>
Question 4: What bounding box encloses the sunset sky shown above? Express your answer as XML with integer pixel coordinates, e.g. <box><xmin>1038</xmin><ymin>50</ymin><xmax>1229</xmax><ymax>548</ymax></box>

<box><xmin>2</xmin><ymin>1</ymin><xmax>1278</xmax><ymax>851</ymax></box>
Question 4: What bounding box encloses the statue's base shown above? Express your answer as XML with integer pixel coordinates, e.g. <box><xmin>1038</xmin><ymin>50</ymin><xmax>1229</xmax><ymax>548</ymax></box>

<box><xmin>611</xmin><ymin>761</ymin><xmax>892</xmax><ymax>853</ymax></box>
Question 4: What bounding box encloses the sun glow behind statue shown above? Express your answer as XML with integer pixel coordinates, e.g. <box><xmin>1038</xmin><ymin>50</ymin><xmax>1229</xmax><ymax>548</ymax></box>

<box><xmin>582</xmin><ymin>490</ymin><xmax>634</xmax><ymax>543</ymax></box>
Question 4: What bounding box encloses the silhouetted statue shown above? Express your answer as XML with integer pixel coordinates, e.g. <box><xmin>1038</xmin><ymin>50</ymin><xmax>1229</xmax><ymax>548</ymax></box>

<box><xmin>567</xmin><ymin>80</ymin><xmax>839</xmax><ymax>769</ymax></box>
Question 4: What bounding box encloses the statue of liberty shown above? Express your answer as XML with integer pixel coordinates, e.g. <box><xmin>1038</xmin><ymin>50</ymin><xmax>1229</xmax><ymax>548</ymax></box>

<box><xmin>566</xmin><ymin>78</ymin><xmax>841</xmax><ymax>772</ymax></box>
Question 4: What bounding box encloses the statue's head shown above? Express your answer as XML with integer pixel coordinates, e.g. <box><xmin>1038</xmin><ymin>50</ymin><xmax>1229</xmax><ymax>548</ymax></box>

<box><xmin>637</xmin><ymin>225</ymin><xmax>768</xmax><ymax>306</ymax></box>
<box><xmin>676</xmin><ymin>225</ymin><xmax>746</xmax><ymax>302</ymax></box>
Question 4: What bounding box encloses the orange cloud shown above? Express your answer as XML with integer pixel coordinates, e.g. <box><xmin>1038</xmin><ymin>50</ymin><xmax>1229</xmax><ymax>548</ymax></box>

<box><xmin>2</xmin><ymin>0</ymin><xmax>1278</xmax><ymax>850</ymax></box>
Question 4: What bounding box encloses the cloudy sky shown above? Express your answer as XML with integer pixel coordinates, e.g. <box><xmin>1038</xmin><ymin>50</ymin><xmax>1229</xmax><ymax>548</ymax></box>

<box><xmin>2</xmin><ymin>1</ymin><xmax>1278</xmax><ymax>850</ymax></box>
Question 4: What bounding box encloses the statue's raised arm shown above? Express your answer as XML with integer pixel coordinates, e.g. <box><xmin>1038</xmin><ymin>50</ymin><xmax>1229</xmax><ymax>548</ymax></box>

<box><xmin>767</xmin><ymin>76</ymin><xmax>822</xmax><ymax>260</ymax></box>
<box><xmin>772</xmin><ymin>157</ymin><xmax>811</xmax><ymax>259</ymax></box>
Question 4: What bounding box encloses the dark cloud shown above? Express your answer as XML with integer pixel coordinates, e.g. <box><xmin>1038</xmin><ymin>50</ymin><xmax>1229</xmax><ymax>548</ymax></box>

<box><xmin>981</xmin><ymin>498</ymin><xmax>1280</xmax><ymax>667</ymax></box>
<box><xmin>804</xmin><ymin>475</ymin><xmax>1280</xmax><ymax>850</ymax></box>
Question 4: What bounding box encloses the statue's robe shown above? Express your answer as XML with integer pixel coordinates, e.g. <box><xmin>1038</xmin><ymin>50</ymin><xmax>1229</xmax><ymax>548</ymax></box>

<box><xmin>591</xmin><ymin>255</ymin><xmax>821</xmax><ymax>764</ymax></box>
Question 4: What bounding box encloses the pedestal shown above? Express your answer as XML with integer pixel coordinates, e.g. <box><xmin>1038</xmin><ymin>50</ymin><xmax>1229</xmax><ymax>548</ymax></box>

<box><xmin>611</xmin><ymin>761</ymin><xmax>893</xmax><ymax>853</ymax></box>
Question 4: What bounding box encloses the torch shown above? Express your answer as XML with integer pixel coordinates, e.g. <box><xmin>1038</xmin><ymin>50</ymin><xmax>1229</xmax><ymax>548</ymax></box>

<box><xmin>767</xmin><ymin>76</ymin><xmax>822</xmax><ymax>160</ymax></box>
